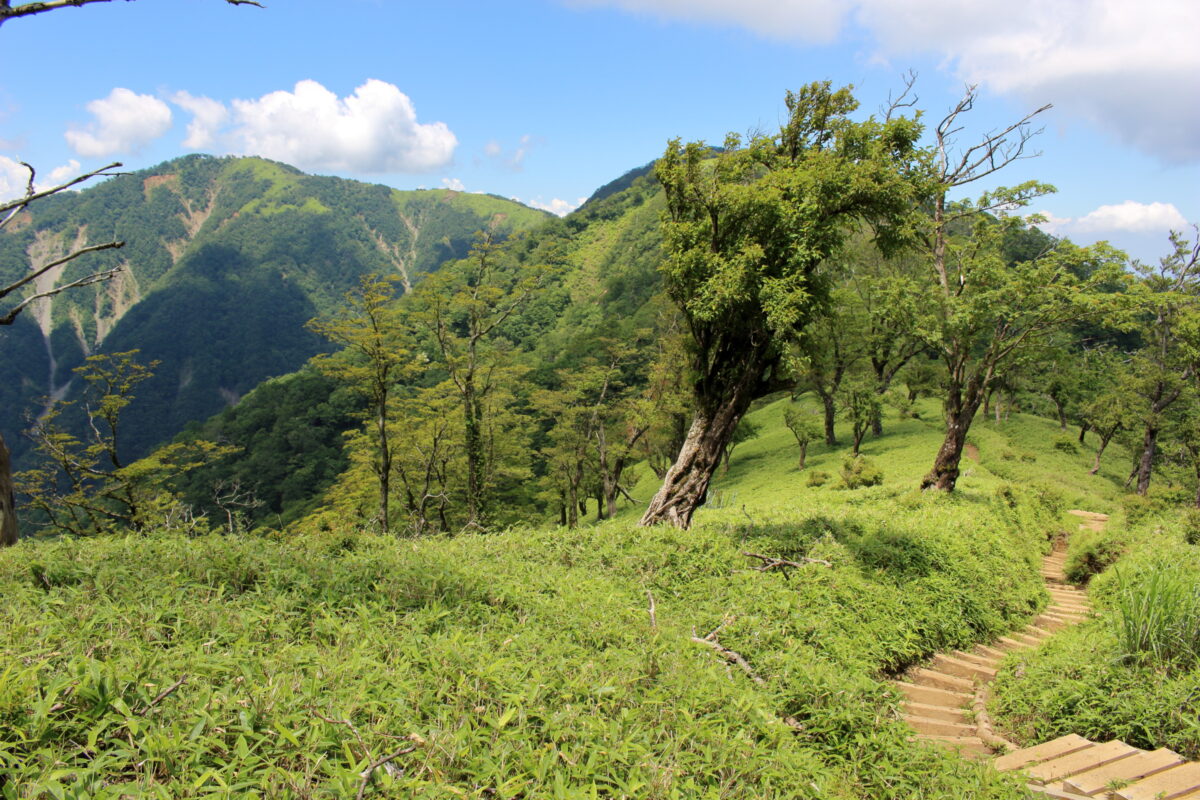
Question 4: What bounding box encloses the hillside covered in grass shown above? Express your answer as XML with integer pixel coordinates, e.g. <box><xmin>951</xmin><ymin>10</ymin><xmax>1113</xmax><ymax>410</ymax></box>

<box><xmin>0</xmin><ymin>396</ymin><xmax>1138</xmax><ymax>798</ymax></box>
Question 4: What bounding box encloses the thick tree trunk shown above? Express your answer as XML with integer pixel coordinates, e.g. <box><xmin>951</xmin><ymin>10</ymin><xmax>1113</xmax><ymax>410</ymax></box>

<box><xmin>819</xmin><ymin>391</ymin><xmax>837</xmax><ymax>446</ymax></box>
<box><xmin>0</xmin><ymin>432</ymin><xmax>17</xmax><ymax>546</ymax></box>
<box><xmin>797</xmin><ymin>442</ymin><xmax>808</xmax><ymax>470</ymax></box>
<box><xmin>922</xmin><ymin>380</ymin><xmax>983</xmax><ymax>492</ymax></box>
<box><xmin>1135</xmin><ymin>423</ymin><xmax>1158</xmax><ymax>496</ymax></box>
<box><xmin>1078</xmin><ymin>423</ymin><xmax>1089</xmax><ymax>445</ymax></box>
<box><xmin>641</xmin><ymin>353</ymin><xmax>766</xmax><ymax>529</ymax></box>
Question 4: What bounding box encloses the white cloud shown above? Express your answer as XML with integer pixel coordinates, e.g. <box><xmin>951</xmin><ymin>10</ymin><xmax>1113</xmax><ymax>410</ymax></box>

<box><xmin>855</xmin><ymin>0</ymin><xmax>1200</xmax><ymax>162</ymax></box>
<box><xmin>1031</xmin><ymin>201</ymin><xmax>1189</xmax><ymax>238</ymax></box>
<box><xmin>45</xmin><ymin>159</ymin><xmax>81</xmax><ymax>186</ymax></box>
<box><xmin>172</xmin><ymin>91</ymin><xmax>229</xmax><ymax>150</ymax></box>
<box><xmin>441</xmin><ymin>177</ymin><xmax>466</xmax><ymax>191</ymax></box>
<box><xmin>229</xmin><ymin>79</ymin><xmax>456</xmax><ymax>173</ymax></box>
<box><xmin>65</xmin><ymin>88</ymin><xmax>172</xmax><ymax>157</ymax></box>
<box><xmin>567</xmin><ymin>0</ymin><xmax>844</xmax><ymax>42</ymax></box>
<box><xmin>484</xmin><ymin>140</ymin><xmax>502</xmax><ymax>157</ymax></box>
<box><xmin>527</xmin><ymin>196</ymin><xmax>587</xmax><ymax>216</ymax></box>
<box><xmin>565</xmin><ymin>0</ymin><xmax>1200</xmax><ymax>162</ymax></box>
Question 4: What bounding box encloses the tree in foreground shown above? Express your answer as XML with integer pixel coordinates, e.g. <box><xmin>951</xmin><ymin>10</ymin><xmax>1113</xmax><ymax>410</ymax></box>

<box><xmin>639</xmin><ymin>82</ymin><xmax>922</xmax><ymax>528</ymax></box>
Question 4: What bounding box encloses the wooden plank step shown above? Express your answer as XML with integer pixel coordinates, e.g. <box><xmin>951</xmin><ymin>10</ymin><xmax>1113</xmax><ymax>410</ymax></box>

<box><xmin>1112</xmin><ymin>761</ymin><xmax>1200</xmax><ymax>800</ymax></box>
<box><xmin>974</xmin><ymin>643</ymin><xmax>1009</xmax><ymax>660</ymax></box>
<box><xmin>998</xmin><ymin>635</ymin><xmax>1037</xmax><ymax>650</ymax></box>
<box><xmin>902</xmin><ymin>700</ymin><xmax>967</xmax><ymax>724</ymax></box>
<box><xmin>932</xmin><ymin>653</ymin><xmax>998</xmax><ymax>681</ymax></box>
<box><xmin>908</xmin><ymin>667</ymin><xmax>974</xmax><ymax>693</ymax></box>
<box><xmin>951</xmin><ymin>649</ymin><xmax>1002</xmax><ymax>669</ymax></box>
<box><xmin>1034</xmin><ymin>614</ymin><xmax>1070</xmax><ymax>630</ymax></box>
<box><xmin>903</xmin><ymin>713</ymin><xmax>976</xmax><ymax>737</ymax></box>
<box><xmin>1026</xmin><ymin>740</ymin><xmax>1141</xmax><ymax>785</ymax></box>
<box><xmin>1066</xmin><ymin>510</ymin><xmax>1109</xmax><ymax>521</ymax></box>
<box><xmin>920</xmin><ymin>734</ymin><xmax>993</xmax><ymax>758</ymax></box>
<box><xmin>1041</xmin><ymin>610</ymin><xmax>1086</xmax><ymax>624</ymax></box>
<box><xmin>1063</xmin><ymin>748</ymin><xmax>1186</xmax><ymax>796</ymax></box>
<box><xmin>995</xmin><ymin>734</ymin><xmax>1095</xmax><ymax>772</ymax></box>
<box><xmin>1046</xmin><ymin>603</ymin><xmax>1089</xmax><ymax>615</ymax></box>
<box><xmin>893</xmin><ymin>680</ymin><xmax>971</xmax><ymax>707</ymax></box>
<box><xmin>1022</xmin><ymin>625</ymin><xmax>1056</xmax><ymax>639</ymax></box>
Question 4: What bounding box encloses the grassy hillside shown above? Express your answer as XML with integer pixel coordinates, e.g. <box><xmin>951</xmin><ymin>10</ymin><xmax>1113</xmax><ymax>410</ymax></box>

<box><xmin>0</xmin><ymin>397</ymin><xmax>1135</xmax><ymax>798</ymax></box>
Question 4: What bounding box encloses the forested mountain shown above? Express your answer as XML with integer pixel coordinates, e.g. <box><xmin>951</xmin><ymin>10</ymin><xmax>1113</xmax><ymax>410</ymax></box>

<box><xmin>169</xmin><ymin>163</ymin><xmax>669</xmax><ymax>527</ymax></box>
<box><xmin>0</xmin><ymin>155</ymin><xmax>549</xmax><ymax>464</ymax></box>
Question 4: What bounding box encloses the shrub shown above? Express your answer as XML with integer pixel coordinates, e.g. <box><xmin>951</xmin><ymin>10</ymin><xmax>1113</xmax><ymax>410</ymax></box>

<box><xmin>1052</xmin><ymin>436</ymin><xmax>1079</xmax><ymax>454</ymax></box>
<box><xmin>840</xmin><ymin>456</ymin><xmax>883</xmax><ymax>490</ymax></box>
<box><xmin>806</xmin><ymin>470</ymin><xmax>830</xmax><ymax>487</ymax></box>
<box><xmin>1111</xmin><ymin>563</ymin><xmax>1200</xmax><ymax>671</ymax></box>
<box><xmin>1184</xmin><ymin>509</ymin><xmax>1200</xmax><ymax>546</ymax></box>
<box><xmin>1063</xmin><ymin>528</ymin><xmax>1125</xmax><ymax>583</ymax></box>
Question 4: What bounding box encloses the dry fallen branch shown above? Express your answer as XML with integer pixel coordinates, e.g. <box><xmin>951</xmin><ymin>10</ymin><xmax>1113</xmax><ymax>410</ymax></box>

<box><xmin>741</xmin><ymin>551</ymin><xmax>832</xmax><ymax>573</ymax></box>
<box><xmin>137</xmin><ymin>675</ymin><xmax>187</xmax><ymax>714</ymax></box>
<box><xmin>311</xmin><ymin>708</ymin><xmax>421</xmax><ymax>799</ymax></box>
<box><xmin>646</xmin><ymin>589</ymin><xmax>657</xmax><ymax>631</ymax></box>
<box><xmin>691</xmin><ymin>635</ymin><xmax>765</xmax><ymax>686</ymax></box>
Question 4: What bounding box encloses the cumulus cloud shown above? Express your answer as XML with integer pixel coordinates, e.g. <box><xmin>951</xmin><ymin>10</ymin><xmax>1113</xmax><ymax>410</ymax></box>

<box><xmin>483</xmin><ymin>140</ymin><xmax>503</xmax><ymax>157</ymax></box>
<box><xmin>229</xmin><ymin>79</ymin><xmax>456</xmax><ymax>173</ymax></box>
<box><xmin>441</xmin><ymin>177</ymin><xmax>467</xmax><ymax>191</ymax></box>
<box><xmin>565</xmin><ymin>0</ymin><xmax>1200</xmax><ymax>162</ymax></box>
<box><xmin>1031</xmin><ymin>201</ymin><xmax>1189</xmax><ymax>237</ymax></box>
<box><xmin>65</xmin><ymin>88</ymin><xmax>172</xmax><ymax>157</ymax></box>
<box><xmin>855</xmin><ymin>0</ymin><xmax>1200</xmax><ymax>162</ymax></box>
<box><xmin>567</xmin><ymin>0</ymin><xmax>844</xmax><ymax>42</ymax></box>
<box><xmin>527</xmin><ymin>196</ymin><xmax>587</xmax><ymax>216</ymax></box>
<box><xmin>172</xmin><ymin>91</ymin><xmax>229</xmax><ymax>150</ymax></box>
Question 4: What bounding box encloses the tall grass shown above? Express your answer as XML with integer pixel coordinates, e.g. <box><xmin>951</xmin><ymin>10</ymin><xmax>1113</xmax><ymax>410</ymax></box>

<box><xmin>1111</xmin><ymin>563</ymin><xmax>1200</xmax><ymax>670</ymax></box>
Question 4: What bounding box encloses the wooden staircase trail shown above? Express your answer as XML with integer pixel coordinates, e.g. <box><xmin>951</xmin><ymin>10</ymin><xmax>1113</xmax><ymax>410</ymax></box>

<box><xmin>894</xmin><ymin>509</ymin><xmax>1199</xmax><ymax>798</ymax></box>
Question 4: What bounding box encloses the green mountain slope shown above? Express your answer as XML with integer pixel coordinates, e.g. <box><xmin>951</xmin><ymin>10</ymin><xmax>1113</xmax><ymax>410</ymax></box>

<box><xmin>0</xmin><ymin>154</ymin><xmax>549</xmax><ymax>463</ymax></box>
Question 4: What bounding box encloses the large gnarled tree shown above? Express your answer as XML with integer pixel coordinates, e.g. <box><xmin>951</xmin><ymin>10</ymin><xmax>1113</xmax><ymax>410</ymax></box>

<box><xmin>639</xmin><ymin>82</ymin><xmax>922</xmax><ymax>528</ymax></box>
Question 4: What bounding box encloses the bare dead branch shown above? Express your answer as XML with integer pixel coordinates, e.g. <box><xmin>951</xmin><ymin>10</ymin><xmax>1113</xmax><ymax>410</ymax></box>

<box><xmin>1</xmin><ymin>264</ymin><xmax>122</xmax><ymax>325</ymax></box>
<box><xmin>0</xmin><ymin>162</ymin><xmax>123</xmax><ymax>221</ymax></box>
<box><xmin>0</xmin><ymin>239</ymin><xmax>124</xmax><ymax>303</ymax></box>
<box><xmin>883</xmin><ymin>69</ymin><xmax>918</xmax><ymax>122</ymax></box>
<box><xmin>311</xmin><ymin>709</ymin><xmax>369</xmax><ymax>759</ymax></box>
<box><xmin>741</xmin><ymin>551</ymin><xmax>833</xmax><ymax>572</ymax></box>
<box><xmin>138</xmin><ymin>675</ymin><xmax>188</xmax><ymax>713</ymax></box>
<box><xmin>0</xmin><ymin>0</ymin><xmax>261</xmax><ymax>25</ymax></box>
<box><xmin>646</xmin><ymin>589</ymin><xmax>657</xmax><ymax>631</ymax></box>
<box><xmin>936</xmin><ymin>85</ymin><xmax>1052</xmax><ymax>188</ymax></box>
<box><xmin>356</xmin><ymin>743</ymin><xmax>416</xmax><ymax>800</ymax></box>
<box><xmin>691</xmin><ymin>635</ymin><xmax>766</xmax><ymax>686</ymax></box>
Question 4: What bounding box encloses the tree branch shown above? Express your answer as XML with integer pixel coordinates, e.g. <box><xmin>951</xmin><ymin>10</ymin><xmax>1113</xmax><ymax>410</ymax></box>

<box><xmin>741</xmin><ymin>551</ymin><xmax>833</xmax><ymax>572</ymax></box>
<box><xmin>0</xmin><ymin>0</ymin><xmax>260</xmax><ymax>25</ymax></box>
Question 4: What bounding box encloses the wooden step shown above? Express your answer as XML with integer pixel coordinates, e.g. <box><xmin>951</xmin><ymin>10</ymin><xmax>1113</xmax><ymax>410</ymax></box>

<box><xmin>902</xmin><ymin>701</ymin><xmax>967</xmax><ymax>724</ymax></box>
<box><xmin>894</xmin><ymin>680</ymin><xmax>971</xmax><ymax>708</ymax></box>
<box><xmin>1026</xmin><ymin>740</ymin><xmax>1141</xmax><ymax>785</ymax></box>
<box><xmin>931</xmin><ymin>653</ymin><xmax>998</xmax><ymax>681</ymax></box>
<box><xmin>950</xmin><ymin>649</ymin><xmax>1002</xmax><ymax>669</ymax></box>
<box><xmin>903</xmin><ymin>713</ymin><xmax>977</xmax><ymax>738</ymax></box>
<box><xmin>998</xmin><ymin>635</ymin><xmax>1037</xmax><ymax>650</ymax></box>
<box><xmin>1063</xmin><ymin>748</ymin><xmax>1186</xmax><ymax>796</ymax></box>
<box><xmin>908</xmin><ymin>667</ymin><xmax>974</xmax><ymax>693</ymax></box>
<box><xmin>995</xmin><ymin>734</ymin><xmax>1095</xmax><ymax>772</ymax></box>
<box><xmin>1111</xmin><ymin>761</ymin><xmax>1200</xmax><ymax>800</ymax></box>
<box><xmin>921</xmin><ymin>734</ymin><xmax>994</xmax><ymax>758</ymax></box>
<box><xmin>974</xmin><ymin>644</ymin><xmax>1009</xmax><ymax>660</ymax></box>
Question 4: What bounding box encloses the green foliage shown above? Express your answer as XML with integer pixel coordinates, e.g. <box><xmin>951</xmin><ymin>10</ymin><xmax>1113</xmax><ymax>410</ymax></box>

<box><xmin>1110</xmin><ymin>559</ymin><xmax>1200</xmax><ymax>670</ymax></box>
<box><xmin>1063</xmin><ymin>527</ymin><xmax>1126</xmax><ymax>583</ymax></box>
<box><xmin>0</xmin><ymin>483</ymin><xmax>1049</xmax><ymax>797</ymax></box>
<box><xmin>806</xmin><ymin>470</ymin><xmax>831</xmax><ymax>487</ymax></box>
<box><xmin>1052</xmin><ymin>435</ymin><xmax>1079</xmax><ymax>454</ymax></box>
<box><xmin>839</xmin><ymin>456</ymin><xmax>883</xmax><ymax>489</ymax></box>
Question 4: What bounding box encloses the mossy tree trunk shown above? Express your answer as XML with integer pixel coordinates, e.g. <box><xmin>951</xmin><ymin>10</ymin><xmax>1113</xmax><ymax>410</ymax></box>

<box><xmin>0</xmin><ymin>432</ymin><xmax>17</xmax><ymax>546</ymax></box>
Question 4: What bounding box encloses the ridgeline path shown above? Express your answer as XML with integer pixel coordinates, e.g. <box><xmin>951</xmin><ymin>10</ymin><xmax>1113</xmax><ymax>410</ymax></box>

<box><xmin>895</xmin><ymin>510</ymin><xmax>1200</xmax><ymax>799</ymax></box>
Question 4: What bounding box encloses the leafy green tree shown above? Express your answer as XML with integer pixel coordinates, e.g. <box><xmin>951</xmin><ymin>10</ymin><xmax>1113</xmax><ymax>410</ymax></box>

<box><xmin>412</xmin><ymin>234</ymin><xmax>546</xmax><ymax>529</ymax></box>
<box><xmin>913</xmin><ymin>86</ymin><xmax>1127</xmax><ymax>491</ymax></box>
<box><xmin>18</xmin><ymin>351</ymin><xmax>229</xmax><ymax>535</ymax></box>
<box><xmin>839</xmin><ymin>377</ymin><xmax>882</xmax><ymax>457</ymax></box>
<box><xmin>640</xmin><ymin>82</ymin><xmax>921</xmax><ymax>528</ymax></box>
<box><xmin>782</xmin><ymin>405</ymin><xmax>820</xmax><ymax>469</ymax></box>
<box><xmin>792</xmin><ymin>288</ymin><xmax>864</xmax><ymax>445</ymax></box>
<box><xmin>1123</xmin><ymin>230</ymin><xmax>1200</xmax><ymax>494</ymax></box>
<box><xmin>308</xmin><ymin>274</ymin><xmax>412</xmax><ymax>534</ymax></box>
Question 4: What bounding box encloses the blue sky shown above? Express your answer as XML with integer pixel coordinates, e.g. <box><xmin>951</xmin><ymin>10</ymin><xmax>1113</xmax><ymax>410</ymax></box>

<box><xmin>1</xmin><ymin>0</ymin><xmax>1196</xmax><ymax>261</ymax></box>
